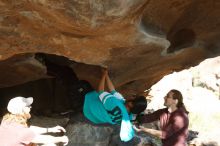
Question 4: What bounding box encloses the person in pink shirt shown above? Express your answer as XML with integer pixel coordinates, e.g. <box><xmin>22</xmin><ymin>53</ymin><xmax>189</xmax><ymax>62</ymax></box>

<box><xmin>0</xmin><ymin>96</ymin><xmax>69</xmax><ymax>146</ymax></box>
<box><xmin>134</xmin><ymin>89</ymin><xmax>189</xmax><ymax>146</ymax></box>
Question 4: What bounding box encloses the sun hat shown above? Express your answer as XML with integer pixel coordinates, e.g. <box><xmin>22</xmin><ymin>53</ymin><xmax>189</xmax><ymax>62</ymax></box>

<box><xmin>7</xmin><ymin>96</ymin><xmax>33</xmax><ymax>114</ymax></box>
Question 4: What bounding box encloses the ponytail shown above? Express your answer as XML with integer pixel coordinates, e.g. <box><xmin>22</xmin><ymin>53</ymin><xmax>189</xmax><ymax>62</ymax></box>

<box><xmin>170</xmin><ymin>89</ymin><xmax>189</xmax><ymax>114</ymax></box>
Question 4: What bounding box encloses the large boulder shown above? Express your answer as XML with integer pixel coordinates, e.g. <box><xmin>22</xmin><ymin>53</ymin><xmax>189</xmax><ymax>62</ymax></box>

<box><xmin>0</xmin><ymin>1</ymin><xmax>220</xmax><ymax>95</ymax></box>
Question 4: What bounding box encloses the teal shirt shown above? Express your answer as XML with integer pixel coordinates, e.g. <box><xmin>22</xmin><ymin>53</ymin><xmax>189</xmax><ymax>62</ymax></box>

<box><xmin>83</xmin><ymin>90</ymin><xmax>134</xmax><ymax>142</ymax></box>
<box><xmin>83</xmin><ymin>91</ymin><xmax>114</xmax><ymax>124</ymax></box>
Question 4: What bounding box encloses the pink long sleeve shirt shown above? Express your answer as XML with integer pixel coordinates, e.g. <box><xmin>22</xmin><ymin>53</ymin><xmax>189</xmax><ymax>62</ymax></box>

<box><xmin>140</xmin><ymin>108</ymin><xmax>189</xmax><ymax>146</ymax></box>
<box><xmin>0</xmin><ymin>121</ymin><xmax>36</xmax><ymax>146</ymax></box>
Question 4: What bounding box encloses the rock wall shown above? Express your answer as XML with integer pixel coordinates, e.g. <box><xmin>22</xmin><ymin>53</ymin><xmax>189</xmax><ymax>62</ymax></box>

<box><xmin>0</xmin><ymin>0</ymin><xmax>220</xmax><ymax>96</ymax></box>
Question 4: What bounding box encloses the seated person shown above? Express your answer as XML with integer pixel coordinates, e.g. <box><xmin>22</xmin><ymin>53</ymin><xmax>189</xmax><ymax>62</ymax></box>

<box><xmin>0</xmin><ymin>96</ymin><xmax>69</xmax><ymax>146</ymax></box>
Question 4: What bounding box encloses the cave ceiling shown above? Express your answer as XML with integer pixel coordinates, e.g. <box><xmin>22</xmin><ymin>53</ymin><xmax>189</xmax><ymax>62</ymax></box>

<box><xmin>0</xmin><ymin>0</ymin><xmax>220</xmax><ymax>95</ymax></box>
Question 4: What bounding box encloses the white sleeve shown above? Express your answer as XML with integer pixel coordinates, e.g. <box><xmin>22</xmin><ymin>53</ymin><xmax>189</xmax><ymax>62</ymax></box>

<box><xmin>112</xmin><ymin>91</ymin><xmax>125</xmax><ymax>101</ymax></box>
<box><xmin>99</xmin><ymin>91</ymin><xmax>112</xmax><ymax>104</ymax></box>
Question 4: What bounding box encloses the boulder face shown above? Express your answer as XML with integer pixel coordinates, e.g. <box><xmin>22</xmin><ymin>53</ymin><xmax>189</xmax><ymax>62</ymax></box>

<box><xmin>0</xmin><ymin>0</ymin><xmax>220</xmax><ymax>95</ymax></box>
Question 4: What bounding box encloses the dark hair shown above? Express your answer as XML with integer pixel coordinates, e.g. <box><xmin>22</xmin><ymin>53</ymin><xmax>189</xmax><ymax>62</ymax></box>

<box><xmin>78</xmin><ymin>80</ymin><xmax>94</xmax><ymax>96</ymax></box>
<box><xmin>129</xmin><ymin>96</ymin><xmax>147</xmax><ymax>114</ymax></box>
<box><xmin>170</xmin><ymin>89</ymin><xmax>189</xmax><ymax>114</ymax></box>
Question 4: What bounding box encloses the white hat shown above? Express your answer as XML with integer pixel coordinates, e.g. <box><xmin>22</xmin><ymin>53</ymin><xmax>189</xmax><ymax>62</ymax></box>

<box><xmin>7</xmin><ymin>96</ymin><xmax>33</xmax><ymax>114</ymax></box>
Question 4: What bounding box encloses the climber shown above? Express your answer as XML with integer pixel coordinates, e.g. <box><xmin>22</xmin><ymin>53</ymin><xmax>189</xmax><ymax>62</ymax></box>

<box><xmin>82</xmin><ymin>68</ymin><xmax>147</xmax><ymax>142</ymax></box>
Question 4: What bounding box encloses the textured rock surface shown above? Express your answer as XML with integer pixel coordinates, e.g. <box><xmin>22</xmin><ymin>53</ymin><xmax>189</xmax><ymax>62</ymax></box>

<box><xmin>66</xmin><ymin>122</ymin><xmax>113</xmax><ymax>146</ymax></box>
<box><xmin>65</xmin><ymin>113</ymin><xmax>159</xmax><ymax>146</ymax></box>
<box><xmin>0</xmin><ymin>0</ymin><xmax>220</xmax><ymax>95</ymax></box>
<box><xmin>28</xmin><ymin>113</ymin><xmax>159</xmax><ymax>146</ymax></box>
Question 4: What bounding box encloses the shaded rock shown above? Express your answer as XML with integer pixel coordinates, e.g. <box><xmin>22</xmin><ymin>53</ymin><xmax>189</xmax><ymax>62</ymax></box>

<box><xmin>30</xmin><ymin>115</ymin><xmax>70</xmax><ymax>128</ymax></box>
<box><xmin>66</xmin><ymin>122</ymin><xmax>113</xmax><ymax>146</ymax></box>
